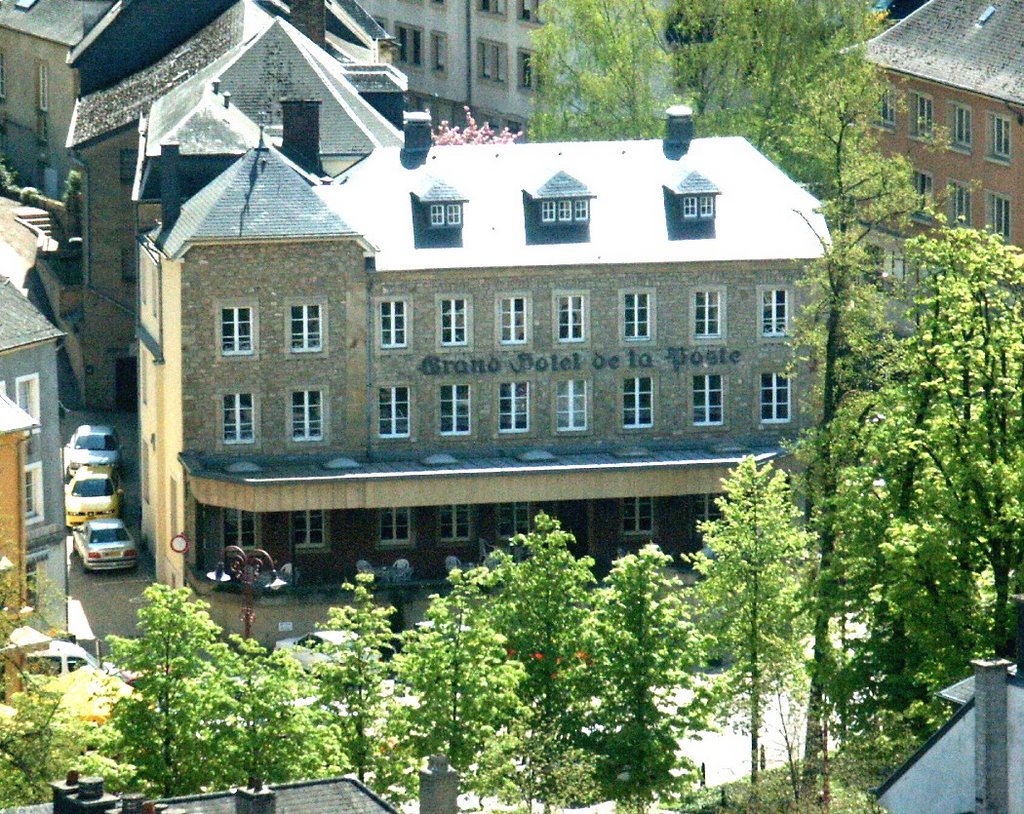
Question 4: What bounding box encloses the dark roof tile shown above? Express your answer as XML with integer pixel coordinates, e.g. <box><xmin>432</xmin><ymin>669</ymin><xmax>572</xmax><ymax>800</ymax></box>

<box><xmin>0</xmin><ymin>0</ymin><xmax>111</xmax><ymax>46</ymax></box>
<box><xmin>530</xmin><ymin>170</ymin><xmax>591</xmax><ymax>199</ymax></box>
<box><xmin>0</xmin><ymin>278</ymin><xmax>64</xmax><ymax>354</ymax></box>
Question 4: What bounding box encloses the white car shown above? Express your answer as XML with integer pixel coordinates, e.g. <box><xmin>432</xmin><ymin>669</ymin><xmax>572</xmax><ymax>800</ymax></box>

<box><xmin>64</xmin><ymin>425</ymin><xmax>120</xmax><ymax>477</ymax></box>
<box><xmin>274</xmin><ymin>630</ymin><xmax>354</xmax><ymax>669</ymax></box>
<box><xmin>25</xmin><ymin>640</ymin><xmax>134</xmax><ymax>683</ymax></box>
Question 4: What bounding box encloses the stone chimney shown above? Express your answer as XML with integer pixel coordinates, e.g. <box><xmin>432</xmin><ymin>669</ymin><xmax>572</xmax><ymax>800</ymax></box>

<box><xmin>972</xmin><ymin>658</ymin><xmax>1011</xmax><ymax>814</ymax></box>
<box><xmin>290</xmin><ymin>0</ymin><xmax>325</xmax><ymax>50</ymax></box>
<box><xmin>281</xmin><ymin>99</ymin><xmax>322</xmax><ymax>175</ymax></box>
<box><xmin>51</xmin><ymin>770</ymin><xmax>79</xmax><ymax>814</ymax></box>
<box><xmin>403</xmin><ymin>111</ymin><xmax>433</xmax><ymax>154</ymax></box>
<box><xmin>120</xmin><ymin>793</ymin><xmax>145</xmax><ymax>814</ymax></box>
<box><xmin>419</xmin><ymin>755</ymin><xmax>459</xmax><ymax>814</ymax></box>
<box><xmin>160</xmin><ymin>141</ymin><xmax>181</xmax><ymax>229</ymax></box>
<box><xmin>664</xmin><ymin>105</ymin><xmax>694</xmax><ymax>155</ymax></box>
<box><xmin>235</xmin><ymin>781</ymin><xmax>276</xmax><ymax>814</ymax></box>
<box><xmin>63</xmin><ymin>777</ymin><xmax>119</xmax><ymax>814</ymax></box>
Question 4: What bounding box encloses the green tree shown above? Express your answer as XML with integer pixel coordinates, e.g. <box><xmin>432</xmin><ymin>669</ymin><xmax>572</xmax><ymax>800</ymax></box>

<box><xmin>694</xmin><ymin>458</ymin><xmax>812</xmax><ymax>793</ymax></box>
<box><xmin>588</xmin><ymin>545</ymin><xmax>708</xmax><ymax>813</ymax></box>
<box><xmin>530</xmin><ymin>0</ymin><xmax>672</xmax><ymax>141</ymax></box>
<box><xmin>393</xmin><ymin>566</ymin><xmax>523</xmax><ymax>787</ymax></box>
<box><xmin>313</xmin><ymin>576</ymin><xmax>411</xmax><ymax>799</ymax></box>
<box><xmin>108</xmin><ymin>585</ymin><xmax>233</xmax><ymax>795</ymax></box>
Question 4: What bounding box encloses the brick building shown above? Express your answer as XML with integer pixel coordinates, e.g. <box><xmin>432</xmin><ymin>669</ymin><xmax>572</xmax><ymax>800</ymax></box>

<box><xmin>865</xmin><ymin>0</ymin><xmax>1024</xmax><ymax>249</ymax></box>
<box><xmin>138</xmin><ymin>106</ymin><xmax>827</xmax><ymax>636</ymax></box>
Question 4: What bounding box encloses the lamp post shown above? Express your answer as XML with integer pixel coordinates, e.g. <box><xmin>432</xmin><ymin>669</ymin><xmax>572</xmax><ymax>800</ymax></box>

<box><xmin>206</xmin><ymin>546</ymin><xmax>286</xmax><ymax>639</ymax></box>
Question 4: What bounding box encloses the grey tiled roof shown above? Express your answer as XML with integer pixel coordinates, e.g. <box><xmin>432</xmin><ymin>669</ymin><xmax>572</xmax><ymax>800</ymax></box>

<box><xmin>412</xmin><ymin>175</ymin><xmax>465</xmax><ymax>202</ymax></box>
<box><xmin>0</xmin><ymin>278</ymin><xmax>64</xmax><ymax>354</ymax></box>
<box><xmin>161</xmin><ymin>777</ymin><xmax>400</xmax><ymax>814</ymax></box>
<box><xmin>531</xmin><ymin>170</ymin><xmax>591</xmax><ymax>199</ymax></box>
<box><xmin>330</xmin><ymin>0</ymin><xmax>389</xmax><ymax>40</ymax></box>
<box><xmin>158</xmin><ymin>144</ymin><xmax>355</xmax><ymax>257</ymax></box>
<box><xmin>864</xmin><ymin>0</ymin><xmax>1024</xmax><ymax>104</ymax></box>
<box><xmin>669</xmin><ymin>169</ymin><xmax>720</xmax><ymax>195</ymax></box>
<box><xmin>0</xmin><ymin>0</ymin><xmax>111</xmax><ymax>46</ymax></box>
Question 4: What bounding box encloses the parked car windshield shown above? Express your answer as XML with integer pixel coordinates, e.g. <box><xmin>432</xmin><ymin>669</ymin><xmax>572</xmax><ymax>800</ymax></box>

<box><xmin>76</xmin><ymin>433</ymin><xmax>116</xmax><ymax>451</ymax></box>
<box><xmin>72</xmin><ymin>479</ymin><xmax>114</xmax><ymax>497</ymax></box>
<box><xmin>90</xmin><ymin>528</ymin><xmax>125</xmax><ymax>543</ymax></box>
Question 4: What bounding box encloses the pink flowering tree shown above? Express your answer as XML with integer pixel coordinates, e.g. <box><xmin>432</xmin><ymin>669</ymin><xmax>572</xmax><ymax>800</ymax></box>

<box><xmin>432</xmin><ymin>106</ymin><xmax>522</xmax><ymax>145</ymax></box>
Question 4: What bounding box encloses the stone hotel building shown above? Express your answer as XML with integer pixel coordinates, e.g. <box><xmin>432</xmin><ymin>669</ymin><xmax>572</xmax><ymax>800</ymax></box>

<box><xmin>138</xmin><ymin>105</ymin><xmax>827</xmax><ymax>624</ymax></box>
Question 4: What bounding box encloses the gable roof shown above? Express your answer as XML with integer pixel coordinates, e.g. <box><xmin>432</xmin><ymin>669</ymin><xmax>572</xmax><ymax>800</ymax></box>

<box><xmin>668</xmin><ymin>168</ymin><xmax>720</xmax><ymax>196</ymax></box>
<box><xmin>0</xmin><ymin>278</ymin><xmax>64</xmax><ymax>354</ymax></box>
<box><xmin>0</xmin><ymin>0</ymin><xmax>112</xmax><ymax>46</ymax></box>
<box><xmin>157</xmin><ymin>144</ymin><xmax>355</xmax><ymax>257</ymax></box>
<box><xmin>864</xmin><ymin>0</ymin><xmax>1024</xmax><ymax>104</ymax></box>
<box><xmin>412</xmin><ymin>175</ymin><xmax>466</xmax><ymax>202</ymax></box>
<box><xmin>161</xmin><ymin>777</ymin><xmax>399</xmax><ymax>814</ymax></box>
<box><xmin>529</xmin><ymin>170</ymin><xmax>592</xmax><ymax>199</ymax></box>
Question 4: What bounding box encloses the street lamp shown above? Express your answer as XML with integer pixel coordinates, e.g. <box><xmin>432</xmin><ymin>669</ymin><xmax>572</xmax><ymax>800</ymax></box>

<box><xmin>206</xmin><ymin>546</ymin><xmax>287</xmax><ymax>639</ymax></box>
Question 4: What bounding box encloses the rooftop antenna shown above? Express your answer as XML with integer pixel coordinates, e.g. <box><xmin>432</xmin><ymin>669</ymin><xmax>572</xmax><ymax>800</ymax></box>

<box><xmin>257</xmin><ymin>110</ymin><xmax>268</xmax><ymax>150</ymax></box>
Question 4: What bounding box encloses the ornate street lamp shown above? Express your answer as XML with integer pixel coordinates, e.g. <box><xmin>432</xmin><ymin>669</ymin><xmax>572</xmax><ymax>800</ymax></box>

<box><xmin>206</xmin><ymin>546</ymin><xmax>287</xmax><ymax>639</ymax></box>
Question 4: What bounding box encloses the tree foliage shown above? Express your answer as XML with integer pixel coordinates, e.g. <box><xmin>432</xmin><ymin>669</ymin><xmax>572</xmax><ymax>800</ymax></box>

<box><xmin>433</xmin><ymin>107</ymin><xmax>521</xmax><ymax>145</ymax></box>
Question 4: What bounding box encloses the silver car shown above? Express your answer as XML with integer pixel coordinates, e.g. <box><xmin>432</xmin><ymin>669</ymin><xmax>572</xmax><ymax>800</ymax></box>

<box><xmin>72</xmin><ymin>518</ymin><xmax>138</xmax><ymax>571</ymax></box>
<box><xmin>64</xmin><ymin>425</ymin><xmax>120</xmax><ymax>476</ymax></box>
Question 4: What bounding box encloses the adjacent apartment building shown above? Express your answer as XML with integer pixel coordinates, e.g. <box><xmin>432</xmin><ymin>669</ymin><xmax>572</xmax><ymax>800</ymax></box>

<box><xmin>137</xmin><ymin>102</ymin><xmax>827</xmax><ymax>634</ymax></box>
<box><xmin>865</xmin><ymin>0</ymin><xmax>1024</xmax><ymax>247</ymax></box>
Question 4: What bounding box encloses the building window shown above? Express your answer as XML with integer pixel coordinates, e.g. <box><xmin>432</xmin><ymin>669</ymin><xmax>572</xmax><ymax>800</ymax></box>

<box><xmin>517</xmin><ymin>51</ymin><xmax>533</xmax><ymax>89</ymax></box>
<box><xmin>556</xmin><ymin>379</ymin><xmax>587</xmax><ymax>431</ymax></box>
<box><xmin>499</xmin><ymin>296</ymin><xmax>527</xmax><ymax>344</ymax></box>
<box><xmin>439</xmin><ymin>298</ymin><xmax>468</xmax><ymax>346</ymax></box>
<box><xmin>119</xmin><ymin>149</ymin><xmax>137</xmax><ymax>183</ymax></box>
<box><xmin>379</xmin><ymin>300</ymin><xmax>407</xmax><ymax>349</ymax></box>
<box><xmin>440</xmin><ymin>384</ymin><xmax>471</xmax><ymax>435</ymax></box>
<box><xmin>518</xmin><ymin>0</ymin><xmax>536</xmax><ymax>20</ymax></box>
<box><xmin>24</xmin><ymin>461</ymin><xmax>42</xmax><ymax>523</ymax></box>
<box><xmin>879</xmin><ymin>88</ymin><xmax>895</xmax><ymax>129</ymax></box>
<box><xmin>986</xmin><ymin>191</ymin><xmax>1011</xmax><ymax>240</ymax></box>
<box><xmin>223</xmin><ymin>509</ymin><xmax>256</xmax><ymax>549</ymax></box>
<box><xmin>952</xmin><ymin>104</ymin><xmax>972</xmax><ymax>151</ymax></box>
<box><xmin>37</xmin><ymin>63</ymin><xmax>47</xmax><ymax>111</ymax></box>
<box><xmin>499</xmin><ymin>502</ymin><xmax>530</xmax><ymax>538</ymax></box>
<box><xmin>623</xmin><ymin>292</ymin><xmax>651</xmax><ymax>341</ymax></box>
<box><xmin>291</xmin><ymin>510</ymin><xmax>326</xmax><ymax>551</ymax></box>
<box><xmin>431</xmin><ymin>32</ymin><xmax>447</xmax><ymax>72</ymax></box>
<box><xmin>622</xmin><ymin>496</ymin><xmax>653</xmax><ymax>535</ymax></box>
<box><xmin>682</xmin><ymin>196</ymin><xmax>699</xmax><ymax>218</ymax></box>
<box><xmin>290</xmin><ymin>304</ymin><xmax>322</xmax><ymax>352</ymax></box>
<box><xmin>913</xmin><ymin>170</ymin><xmax>933</xmax><ymax>212</ymax></box>
<box><xmin>379</xmin><ymin>386</ymin><xmax>410</xmax><ymax>438</ymax></box>
<box><xmin>910</xmin><ymin>92</ymin><xmax>933</xmax><ymax>140</ymax></box>
<box><xmin>499</xmin><ymin>381</ymin><xmax>529</xmax><ymax>433</ymax></box>
<box><xmin>479</xmin><ymin>0</ymin><xmax>505</xmax><ymax>13</ymax></box>
<box><xmin>379</xmin><ymin>507</ymin><xmax>411</xmax><ymax>547</ymax></box>
<box><xmin>761</xmin><ymin>289</ymin><xmax>788</xmax><ymax>337</ymax></box>
<box><xmin>622</xmin><ymin>376</ymin><xmax>653</xmax><ymax>429</ymax></box>
<box><xmin>222</xmin><ymin>393</ymin><xmax>254</xmax><ymax>444</ymax></box>
<box><xmin>988</xmin><ymin>113</ymin><xmax>1011</xmax><ymax>162</ymax></box>
<box><xmin>396</xmin><ymin>24</ymin><xmax>422</xmax><ymax>66</ymax></box>
<box><xmin>479</xmin><ymin>40</ymin><xmax>507</xmax><ymax>83</ymax></box>
<box><xmin>693</xmin><ymin>290</ymin><xmax>721</xmax><ymax>338</ymax></box>
<box><xmin>291</xmin><ymin>390</ymin><xmax>323</xmax><ymax>441</ymax></box>
<box><xmin>557</xmin><ymin>294</ymin><xmax>585</xmax><ymax>342</ymax></box>
<box><xmin>692</xmin><ymin>374</ymin><xmax>723</xmax><ymax>426</ymax></box>
<box><xmin>429</xmin><ymin>202</ymin><xmax>463</xmax><ymax>227</ymax></box>
<box><xmin>221</xmin><ymin>307</ymin><xmax>253</xmax><ymax>355</ymax></box>
<box><xmin>949</xmin><ymin>181</ymin><xmax>972</xmax><ymax>224</ymax></box>
<box><xmin>14</xmin><ymin>374</ymin><xmax>40</xmax><ymax>422</ymax></box>
<box><xmin>760</xmin><ymin>373</ymin><xmax>791</xmax><ymax>423</ymax></box>
<box><xmin>440</xmin><ymin>504</ymin><xmax>472</xmax><ymax>541</ymax></box>
<box><xmin>700</xmin><ymin>196</ymin><xmax>715</xmax><ymax>217</ymax></box>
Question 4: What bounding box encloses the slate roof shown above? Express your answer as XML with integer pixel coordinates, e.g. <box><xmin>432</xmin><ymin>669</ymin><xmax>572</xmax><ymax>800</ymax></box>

<box><xmin>160</xmin><ymin>777</ymin><xmax>400</xmax><ymax>814</ymax></box>
<box><xmin>935</xmin><ymin>664</ymin><xmax>1023</xmax><ymax>706</ymax></box>
<box><xmin>412</xmin><ymin>175</ymin><xmax>465</xmax><ymax>202</ymax></box>
<box><xmin>0</xmin><ymin>0</ymin><xmax>111</xmax><ymax>46</ymax></box>
<box><xmin>529</xmin><ymin>170</ymin><xmax>592</xmax><ymax>199</ymax></box>
<box><xmin>329</xmin><ymin>0</ymin><xmax>389</xmax><ymax>41</ymax></box>
<box><xmin>157</xmin><ymin>144</ymin><xmax>355</xmax><ymax>257</ymax></box>
<box><xmin>864</xmin><ymin>0</ymin><xmax>1024</xmax><ymax>104</ymax></box>
<box><xmin>317</xmin><ymin>137</ymin><xmax>828</xmax><ymax>271</ymax></box>
<box><xmin>669</xmin><ymin>169</ymin><xmax>720</xmax><ymax>196</ymax></box>
<box><xmin>146</xmin><ymin>85</ymin><xmax>262</xmax><ymax>157</ymax></box>
<box><xmin>0</xmin><ymin>278</ymin><xmax>64</xmax><ymax>354</ymax></box>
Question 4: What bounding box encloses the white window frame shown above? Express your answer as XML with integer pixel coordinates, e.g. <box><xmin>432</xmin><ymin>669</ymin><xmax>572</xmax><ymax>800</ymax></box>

<box><xmin>699</xmin><ymin>196</ymin><xmax>715</xmax><ymax>218</ymax></box>
<box><xmin>682</xmin><ymin>196</ymin><xmax>699</xmax><ymax>219</ymax></box>
<box><xmin>14</xmin><ymin>374</ymin><xmax>40</xmax><ymax>422</ymax></box>
<box><xmin>622</xmin><ymin>496</ymin><xmax>653</xmax><ymax>535</ymax></box>
<box><xmin>223</xmin><ymin>508</ymin><xmax>257</xmax><ymax>549</ymax></box>
<box><xmin>440</xmin><ymin>383</ymin><xmax>471</xmax><ymax>436</ymax></box>
<box><xmin>378</xmin><ymin>386</ymin><xmax>411</xmax><ymax>438</ymax></box>
<box><xmin>760</xmin><ymin>372</ymin><xmax>791</xmax><ymax>424</ymax></box>
<box><xmin>761</xmin><ymin>289</ymin><xmax>788</xmax><ymax>338</ymax></box>
<box><xmin>952</xmin><ymin>103</ymin><xmax>972</xmax><ymax>151</ymax></box>
<box><xmin>222</xmin><ymin>393</ymin><xmax>255</xmax><ymax>444</ymax></box>
<box><xmin>429</xmin><ymin>202</ymin><xmax>463</xmax><ymax>227</ymax></box>
<box><xmin>221</xmin><ymin>306</ymin><xmax>254</xmax><ymax>356</ymax></box>
<box><xmin>910</xmin><ymin>92</ymin><xmax>933</xmax><ymax>140</ymax></box>
<box><xmin>439</xmin><ymin>298</ymin><xmax>469</xmax><ymax>347</ymax></box>
<box><xmin>291</xmin><ymin>389</ymin><xmax>323</xmax><ymax>442</ymax></box>
<box><xmin>380</xmin><ymin>300</ymin><xmax>408</xmax><ymax>349</ymax></box>
<box><xmin>439</xmin><ymin>504</ymin><xmax>472</xmax><ymax>542</ymax></box>
<box><xmin>693</xmin><ymin>289</ymin><xmax>723</xmax><ymax>339</ymax></box>
<box><xmin>290</xmin><ymin>303</ymin><xmax>322</xmax><ymax>353</ymax></box>
<box><xmin>24</xmin><ymin>461</ymin><xmax>43</xmax><ymax>524</ymax></box>
<box><xmin>556</xmin><ymin>379</ymin><xmax>587</xmax><ymax>432</ymax></box>
<box><xmin>623</xmin><ymin>291</ymin><xmax>652</xmax><ymax>341</ymax></box>
<box><xmin>622</xmin><ymin>376</ymin><xmax>653</xmax><ymax>429</ymax></box>
<box><xmin>556</xmin><ymin>293</ymin><xmax>586</xmax><ymax>343</ymax></box>
<box><xmin>291</xmin><ymin>510</ymin><xmax>327</xmax><ymax>552</ymax></box>
<box><xmin>541</xmin><ymin>200</ymin><xmax>557</xmax><ymax>222</ymax></box>
<box><xmin>988</xmin><ymin>113</ymin><xmax>1012</xmax><ymax>162</ymax></box>
<box><xmin>498</xmin><ymin>381</ymin><xmax>530</xmax><ymax>433</ymax></box>
<box><xmin>986</xmin><ymin>191</ymin><xmax>1011</xmax><ymax>240</ymax></box>
<box><xmin>692</xmin><ymin>374</ymin><xmax>723</xmax><ymax>426</ymax></box>
<box><xmin>949</xmin><ymin>181</ymin><xmax>972</xmax><ymax>224</ymax></box>
<box><xmin>379</xmin><ymin>507</ymin><xmax>412</xmax><ymax>548</ymax></box>
<box><xmin>498</xmin><ymin>295</ymin><xmax>528</xmax><ymax>345</ymax></box>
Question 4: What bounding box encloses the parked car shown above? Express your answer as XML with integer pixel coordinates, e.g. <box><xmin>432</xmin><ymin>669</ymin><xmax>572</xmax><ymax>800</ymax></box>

<box><xmin>64</xmin><ymin>425</ymin><xmax>120</xmax><ymax>478</ymax></box>
<box><xmin>72</xmin><ymin>518</ymin><xmax>138</xmax><ymax>571</ymax></box>
<box><xmin>65</xmin><ymin>466</ymin><xmax>122</xmax><ymax>526</ymax></box>
<box><xmin>274</xmin><ymin>630</ymin><xmax>355</xmax><ymax>669</ymax></box>
<box><xmin>26</xmin><ymin>639</ymin><xmax>137</xmax><ymax>685</ymax></box>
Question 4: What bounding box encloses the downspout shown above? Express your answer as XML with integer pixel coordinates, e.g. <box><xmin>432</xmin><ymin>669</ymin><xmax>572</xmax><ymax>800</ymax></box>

<box><xmin>464</xmin><ymin>0</ymin><xmax>472</xmax><ymax>111</ymax></box>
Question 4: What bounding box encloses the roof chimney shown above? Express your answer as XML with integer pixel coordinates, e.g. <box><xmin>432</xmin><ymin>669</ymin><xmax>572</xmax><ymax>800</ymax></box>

<box><xmin>403</xmin><ymin>111</ymin><xmax>432</xmax><ymax>154</ymax></box>
<box><xmin>159</xmin><ymin>141</ymin><xmax>181</xmax><ymax>229</ymax></box>
<box><xmin>419</xmin><ymin>755</ymin><xmax>459</xmax><ymax>814</ymax></box>
<box><xmin>281</xmin><ymin>99</ymin><xmax>322</xmax><ymax>175</ymax></box>
<box><xmin>63</xmin><ymin>777</ymin><xmax>119</xmax><ymax>814</ymax></box>
<box><xmin>235</xmin><ymin>783</ymin><xmax>275</xmax><ymax>814</ymax></box>
<box><xmin>290</xmin><ymin>0</ymin><xmax>325</xmax><ymax>50</ymax></box>
<box><xmin>664</xmin><ymin>105</ymin><xmax>694</xmax><ymax>155</ymax></box>
<box><xmin>972</xmin><ymin>658</ymin><xmax>1011</xmax><ymax>814</ymax></box>
<box><xmin>120</xmin><ymin>794</ymin><xmax>145</xmax><ymax>814</ymax></box>
<box><xmin>51</xmin><ymin>770</ymin><xmax>79</xmax><ymax>814</ymax></box>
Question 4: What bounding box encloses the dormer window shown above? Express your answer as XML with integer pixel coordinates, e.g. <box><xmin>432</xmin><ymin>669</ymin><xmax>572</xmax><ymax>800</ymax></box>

<box><xmin>430</xmin><ymin>203</ymin><xmax>463</xmax><ymax>227</ymax></box>
<box><xmin>665</xmin><ymin>169</ymin><xmax>720</xmax><ymax>240</ymax></box>
<box><xmin>413</xmin><ymin>175</ymin><xmax>466</xmax><ymax>248</ymax></box>
<box><xmin>540</xmin><ymin>198</ymin><xmax>589</xmax><ymax>223</ymax></box>
<box><xmin>525</xmin><ymin>170</ymin><xmax>593</xmax><ymax>244</ymax></box>
<box><xmin>682</xmin><ymin>195</ymin><xmax>715</xmax><ymax>219</ymax></box>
